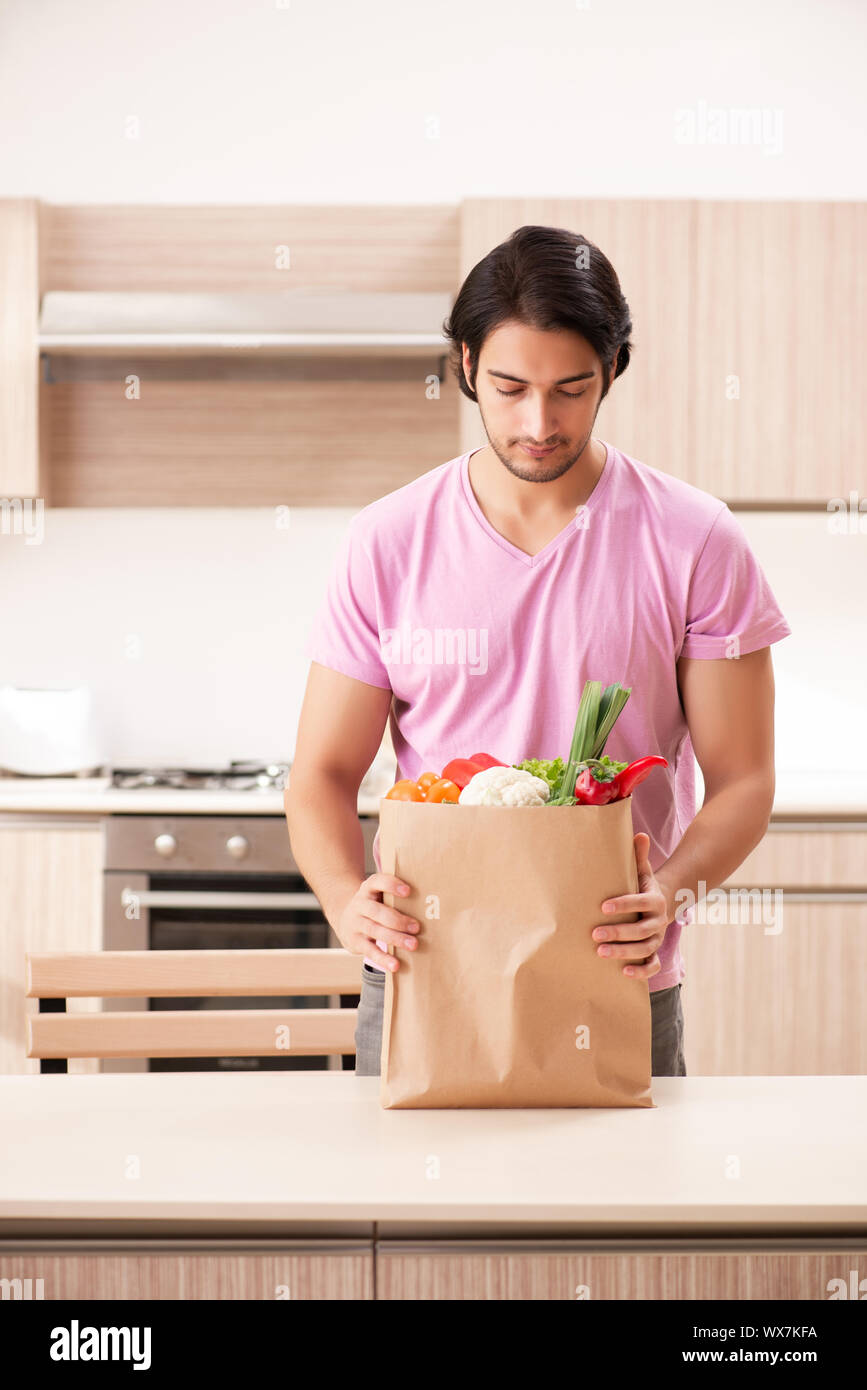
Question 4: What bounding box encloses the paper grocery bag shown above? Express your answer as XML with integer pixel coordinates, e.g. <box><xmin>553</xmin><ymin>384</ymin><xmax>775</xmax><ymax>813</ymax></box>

<box><xmin>377</xmin><ymin>796</ymin><xmax>654</xmax><ymax>1109</ymax></box>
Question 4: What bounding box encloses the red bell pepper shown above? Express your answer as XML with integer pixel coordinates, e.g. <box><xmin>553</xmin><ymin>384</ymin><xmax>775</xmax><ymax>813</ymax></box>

<box><xmin>572</xmin><ymin>767</ymin><xmax>616</xmax><ymax>805</ymax></box>
<box><xmin>441</xmin><ymin>757</ymin><xmax>486</xmax><ymax>789</ymax></box>
<box><xmin>468</xmin><ymin>751</ymin><xmax>508</xmax><ymax>770</ymax></box>
<box><xmin>610</xmin><ymin>755</ymin><xmax>668</xmax><ymax>800</ymax></box>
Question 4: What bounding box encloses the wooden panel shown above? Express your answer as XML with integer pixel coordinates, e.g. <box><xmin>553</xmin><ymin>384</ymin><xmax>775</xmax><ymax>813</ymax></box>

<box><xmin>457</xmin><ymin>199</ymin><xmax>694</xmax><ymax>476</ymax></box>
<box><xmin>27</xmin><ymin>947</ymin><xmax>363</xmax><ymax>997</ymax></box>
<box><xmin>0</xmin><ymin>821</ymin><xmax>103</xmax><ymax>1075</ymax></box>
<box><xmin>377</xmin><ymin>1247</ymin><xmax>865</xmax><ymax>1299</ymax></box>
<box><xmin>680</xmin><ymin>902</ymin><xmax>867</xmax><ymax>1075</ymax></box>
<box><xmin>37</xmin><ymin>202</ymin><xmax>461</xmax><ymax>505</ymax></box>
<box><xmin>689</xmin><ymin>201</ymin><xmax>866</xmax><ymax>502</ymax></box>
<box><xmin>28</xmin><ymin>1005</ymin><xmax>358</xmax><ymax>1060</ymax></box>
<box><xmin>457</xmin><ymin>198</ymin><xmax>866</xmax><ymax>503</ymax></box>
<box><xmin>45</xmin><ymin>378</ymin><xmax>459</xmax><ymax>506</ymax></box>
<box><xmin>39</xmin><ymin>204</ymin><xmax>459</xmax><ymax>293</ymax></box>
<box><xmin>724</xmin><ymin>827</ymin><xmax>867</xmax><ymax>889</ymax></box>
<box><xmin>0</xmin><ymin>1248</ymin><xmax>372</xmax><ymax>1300</ymax></box>
<box><xmin>0</xmin><ymin>198</ymin><xmax>40</xmax><ymax>497</ymax></box>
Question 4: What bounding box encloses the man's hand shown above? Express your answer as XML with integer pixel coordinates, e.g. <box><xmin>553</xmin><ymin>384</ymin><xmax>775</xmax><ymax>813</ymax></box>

<box><xmin>592</xmin><ymin>832</ymin><xmax>674</xmax><ymax>980</ymax></box>
<box><xmin>336</xmin><ymin>873</ymin><xmax>421</xmax><ymax>972</ymax></box>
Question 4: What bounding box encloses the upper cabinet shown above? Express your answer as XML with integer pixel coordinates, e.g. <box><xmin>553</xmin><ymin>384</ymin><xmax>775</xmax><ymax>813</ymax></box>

<box><xmin>687</xmin><ymin>201</ymin><xmax>865</xmax><ymax>502</ymax></box>
<box><xmin>2</xmin><ymin>201</ymin><xmax>461</xmax><ymax>507</ymax></box>
<box><xmin>1</xmin><ymin>197</ymin><xmax>862</xmax><ymax>507</ymax></box>
<box><xmin>459</xmin><ymin>197</ymin><xmax>865</xmax><ymax>507</ymax></box>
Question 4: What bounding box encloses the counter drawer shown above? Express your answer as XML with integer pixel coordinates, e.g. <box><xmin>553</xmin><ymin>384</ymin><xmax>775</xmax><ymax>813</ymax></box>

<box><xmin>0</xmin><ymin>1243</ymin><xmax>373</xmax><ymax>1299</ymax></box>
<box><xmin>723</xmin><ymin>825</ymin><xmax>867</xmax><ymax>889</ymax></box>
<box><xmin>376</xmin><ymin>1243</ymin><xmax>867</xmax><ymax>1299</ymax></box>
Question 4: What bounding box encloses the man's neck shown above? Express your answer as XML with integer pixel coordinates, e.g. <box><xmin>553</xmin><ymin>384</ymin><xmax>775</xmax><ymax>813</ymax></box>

<box><xmin>468</xmin><ymin>436</ymin><xmax>607</xmax><ymax>522</ymax></box>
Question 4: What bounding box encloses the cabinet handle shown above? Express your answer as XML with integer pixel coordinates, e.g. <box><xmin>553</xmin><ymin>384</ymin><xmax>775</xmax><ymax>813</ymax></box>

<box><xmin>119</xmin><ymin>888</ymin><xmax>322</xmax><ymax>910</ymax></box>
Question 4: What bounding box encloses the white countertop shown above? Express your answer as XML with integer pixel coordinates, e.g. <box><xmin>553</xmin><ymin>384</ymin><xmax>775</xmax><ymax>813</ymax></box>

<box><xmin>0</xmin><ymin>770</ymin><xmax>865</xmax><ymax>818</ymax></box>
<box><xmin>1</xmin><ymin>1073</ymin><xmax>865</xmax><ymax>1232</ymax></box>
<box><xmin>0</xmin><ymin>777</ymin><xmax>383</xmax><ymax>817</ymax></box>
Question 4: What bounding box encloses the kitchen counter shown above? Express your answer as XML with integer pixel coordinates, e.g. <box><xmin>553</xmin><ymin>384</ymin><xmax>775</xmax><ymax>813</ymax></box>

<box><xmin>0</xmin><ymin>777</ymin><xmax>384</xmax><ymax>817</ymax></box>
<box><xmin>1</xmin><ymin>1073</ymin><xmax>865</xmax><ymax>1240</ymax></box>
<box><xmin>0</xmin><ymin>770</ymin><xmax>866</xmax><ymax>817</ymax></box>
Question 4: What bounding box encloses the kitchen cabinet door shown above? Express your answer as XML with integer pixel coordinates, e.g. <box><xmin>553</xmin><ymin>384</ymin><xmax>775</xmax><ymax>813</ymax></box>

<box><xmin>459</xmin><ymin>198</ymin><xmax>865</xmax><ymax>503</ymax></box>
<box><xmin>686</xmin><ymin>201</ymin><xmax>864</xmax><ymax>502</ymax></box>
<box><xmin>0</xmin><ymin>817</ymin><xmax>104</xmax><ymax>1074</ymax></box>
<box><xmin>376</xmin><ymin>1243</ymin><xmax>866</xmax><ymax>1300</ymax></box>
<box><xmin>679</xmin><ymin>900</ymin><xmax>867</xmax><ymax>1075</ymax></box>
<box><xmin>679</xmin><ymin>823</ymin><xmax>867</xmax><ymax>1075</ymax></box>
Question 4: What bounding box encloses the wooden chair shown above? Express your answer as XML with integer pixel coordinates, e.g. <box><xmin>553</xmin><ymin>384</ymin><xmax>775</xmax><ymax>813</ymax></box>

<box><xmin>25</xmin><ymin>948</ymin><xmax>364</xmax><ymax>1072</ymax></box>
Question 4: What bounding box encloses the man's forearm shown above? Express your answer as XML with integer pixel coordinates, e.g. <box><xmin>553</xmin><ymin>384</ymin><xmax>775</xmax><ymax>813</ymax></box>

<box><xmin>284</xmin><ymin>775</ymin><xmax>368</xmax><ymax>932</ymax></box>
<box><xmin>654</xmin><ymin>773</ymin><xmax>775</xmax><ymax>923</ymax></box>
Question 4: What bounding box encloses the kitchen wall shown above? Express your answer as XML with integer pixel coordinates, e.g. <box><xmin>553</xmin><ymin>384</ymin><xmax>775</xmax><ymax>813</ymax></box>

<box><xmin>4</xmin><ymin>501</ymin><xmax>865</xmax><ymax>793</ymax></box>
<box><xmin>1</xmin><ymin>0</ymin><xmax>864</xmax><ymax>781</ymax></box>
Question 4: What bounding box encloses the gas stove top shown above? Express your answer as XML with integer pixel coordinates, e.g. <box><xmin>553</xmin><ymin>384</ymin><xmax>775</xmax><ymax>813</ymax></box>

<box><xmin>109</xmin><ymin>760</ymin><xmax>290</xmax><ymax>791</ymax></box>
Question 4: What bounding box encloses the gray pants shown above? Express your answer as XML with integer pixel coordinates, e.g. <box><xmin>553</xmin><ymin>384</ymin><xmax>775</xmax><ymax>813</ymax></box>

<box><xmin>354</xmin><ymin>962</ymin><xmax>686</xmax><ymax>1077</ymax></box>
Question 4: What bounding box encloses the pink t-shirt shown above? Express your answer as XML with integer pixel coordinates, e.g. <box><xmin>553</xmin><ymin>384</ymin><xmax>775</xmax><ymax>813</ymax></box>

<box><xmin>305</xmin><ymin>440</ymin><xmax>792</xmax><ymax>988</ymax></box>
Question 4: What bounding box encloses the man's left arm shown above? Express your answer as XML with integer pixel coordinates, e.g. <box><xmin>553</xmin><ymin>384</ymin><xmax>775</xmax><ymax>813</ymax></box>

<box><xmin>593</xmin><ymin>647</ymin><xmax>777</xmax><ymax>978</ymax></box>
<box><xmin>656</xmin><ymin>645</ymin><xmax>777</xmax><ymax>915</ymax></box>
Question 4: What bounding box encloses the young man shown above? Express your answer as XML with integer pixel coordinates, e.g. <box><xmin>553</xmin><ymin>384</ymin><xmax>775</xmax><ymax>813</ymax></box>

<box><xmin>285</xmin><ymin>224</ymin><xmax>792</xmax><ymax>1078</ymax></box>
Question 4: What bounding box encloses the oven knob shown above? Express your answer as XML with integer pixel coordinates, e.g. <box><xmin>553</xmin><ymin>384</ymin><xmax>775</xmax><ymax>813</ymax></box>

<box><xmin>225</xmin><ymin>835</ymin><xmax>250</xmax><ymax>860</ymax></box>
<box><xmin>154</xmin><ymin>834</ymin><xmax>177</xmax><ymax>858</ymax></box>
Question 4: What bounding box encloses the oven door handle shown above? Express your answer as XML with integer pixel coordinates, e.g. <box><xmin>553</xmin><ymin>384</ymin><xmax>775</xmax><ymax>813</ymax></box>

<box><xmin>120</xmin><ymin>888</ymin><xmax>323</xmax><ymax>910</ymax></box>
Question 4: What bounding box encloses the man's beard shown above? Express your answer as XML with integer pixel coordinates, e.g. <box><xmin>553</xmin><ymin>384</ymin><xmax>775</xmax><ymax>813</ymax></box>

<box><xmin>488</xmin><ymin>434</ymin><xmax>592</xmax><ymax>484</ymax></box>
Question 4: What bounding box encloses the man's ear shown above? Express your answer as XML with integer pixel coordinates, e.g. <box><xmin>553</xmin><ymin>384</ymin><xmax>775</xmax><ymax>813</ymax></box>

<box><xmin>461</xmin><ymin>343</ymin><xmax>475</xmax><ymax>393</ymax></box>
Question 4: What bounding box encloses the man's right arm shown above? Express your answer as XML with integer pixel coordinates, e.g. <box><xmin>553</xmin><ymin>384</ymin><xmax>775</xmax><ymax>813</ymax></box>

<box><xmin>284</xmin><ymin>662</ymin><xmax>420</xmax><ymax>970</ymax></box>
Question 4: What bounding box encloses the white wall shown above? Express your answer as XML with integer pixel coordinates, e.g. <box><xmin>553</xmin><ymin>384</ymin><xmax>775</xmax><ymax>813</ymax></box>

<box><xmin>0</xmin><ymin>0</ymin><xmax>864</xmax><ymax>778</ymax></box>
<box><xmin>0</xmin><ymin>0</ymin><xmax>864</xmax><ymax>201</ymax></box>
<box><xmin>4</xmin><ymin>499</ymin><xmax>864</xmax><ymax>785</ymax></box>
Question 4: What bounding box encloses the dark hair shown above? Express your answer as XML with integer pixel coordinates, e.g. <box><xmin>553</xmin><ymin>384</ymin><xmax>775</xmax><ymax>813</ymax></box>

<box><xmin>442</xmin><ymin>224</ymin><xmax>633</xmax><ymax>404</ymax></box>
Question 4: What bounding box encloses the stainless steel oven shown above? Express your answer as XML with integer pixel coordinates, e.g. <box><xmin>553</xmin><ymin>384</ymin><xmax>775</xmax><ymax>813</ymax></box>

<box><xmin>102</xmin><ymin>813</ymin><xmax>377</xmax><ymax>1073</ymax></box>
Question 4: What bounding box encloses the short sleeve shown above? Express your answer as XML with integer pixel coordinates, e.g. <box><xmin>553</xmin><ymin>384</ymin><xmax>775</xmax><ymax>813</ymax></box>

<box><xmin>304</xmin><ymin>517</ymin><xmax>392</xmax><ymax>689</ymax></box>
<box><xmin>679</xmin><ymin>505</ymin><xmax>793</xmax><ymax>659</ymax></box>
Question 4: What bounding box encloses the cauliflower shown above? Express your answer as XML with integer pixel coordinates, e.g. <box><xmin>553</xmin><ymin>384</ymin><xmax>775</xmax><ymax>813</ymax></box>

<box><xmin>458</xmin><ymin>765</ymin><xmax>550</xmax><ymax>806</ymax></box>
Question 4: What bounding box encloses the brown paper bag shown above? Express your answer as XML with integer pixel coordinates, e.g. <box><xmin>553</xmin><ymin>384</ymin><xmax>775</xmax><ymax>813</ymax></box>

<box><xmin>378</xmin><ymin>796</ymin><xmax>654</xmax><ymax>1109</ymax></box>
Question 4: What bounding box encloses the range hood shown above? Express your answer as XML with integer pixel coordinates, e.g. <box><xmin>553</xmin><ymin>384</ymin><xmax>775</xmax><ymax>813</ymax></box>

<box><xmin>38</xmin><ymin>289</ymin><xmax>453</xmax><ymax>356</ymax></box>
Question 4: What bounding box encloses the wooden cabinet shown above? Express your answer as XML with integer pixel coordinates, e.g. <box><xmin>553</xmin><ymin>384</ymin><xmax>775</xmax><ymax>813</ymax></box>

<box><xmin>681</xmin><ymin>823</ymin><xmax>867</xmax><ymax>1075</ymax></box>
<box><xmin>376</xmin><ymin>1243</ymin><xmax>865</xmax><ymax>1300</ymax></box>
<box><xmin>687</xmin><ymin>201</ymin><xmax>865</xmax><ymax>502</ymax></box>
<box><xmin>459</xmin><ymin>197</ymin><xmax>865</xmax><ymax>503</ymax></box>
<box><xmin>0</xmin><ymin>817</ymin><xmax>103</xmax><ymax>1075</ymax></box>
<box><xmin>0</xmin><ymin>1243</ymin><xmax>373</xmax><ymax>1299</ymax></box>
<box><xmin>5</xmin><ymin>1238</ymin><xmax>859</xmax><ymax>1300</ymax></box>
<box><xmin>23</xmin><ymin>201</ymin><xmax>462</xmax><ymax>507</ymax></box>
<box><xmin>5</xmin><ymin>195</ymin><xmax>863</xmax><ymax>505</ymax></box>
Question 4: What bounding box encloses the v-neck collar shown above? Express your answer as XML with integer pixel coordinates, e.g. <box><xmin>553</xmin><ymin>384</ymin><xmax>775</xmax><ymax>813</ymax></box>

<box><xmin>460</xmin><ymin>439</ymin><xmax>616</xmax><ymax>567</ymax></box>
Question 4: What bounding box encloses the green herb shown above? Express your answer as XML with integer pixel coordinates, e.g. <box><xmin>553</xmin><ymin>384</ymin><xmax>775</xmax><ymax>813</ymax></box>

<box><xmin>548</xmin><ymin>682</ymin><xmax>632</xmax><ymax>805</ymax></box>
<box><xmin>584</xmin><ymin>755</ymin><xmax>629</xmax><ymax>783</ymax></box>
